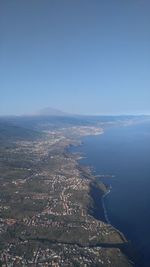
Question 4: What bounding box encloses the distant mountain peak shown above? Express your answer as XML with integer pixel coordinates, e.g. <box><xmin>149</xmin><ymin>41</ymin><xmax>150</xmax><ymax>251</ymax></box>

<box><xmin>37</xmin><ymin>107</ymin><xmax>69</xmax><ymax>116</ymax></box>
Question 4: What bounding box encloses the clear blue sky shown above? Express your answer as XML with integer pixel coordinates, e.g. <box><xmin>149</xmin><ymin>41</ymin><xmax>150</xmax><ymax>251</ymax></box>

<box><xmin>1</xmin><ymin>0</ymin><xmax>150</xmax><ymax>115</ymax></box>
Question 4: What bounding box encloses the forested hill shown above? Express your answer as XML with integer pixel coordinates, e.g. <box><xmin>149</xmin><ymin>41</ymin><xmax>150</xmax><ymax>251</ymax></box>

<box><xmin>0</xmin><ymin>121</ymin><xmax>41</xmax><ymax>142</ymax></box>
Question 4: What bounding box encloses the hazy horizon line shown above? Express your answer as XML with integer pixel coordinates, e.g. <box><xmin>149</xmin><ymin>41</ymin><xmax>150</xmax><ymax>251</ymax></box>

<box><xmin>1</xmin><ymin>112</ymin><xmax>150</xmax><ymax>118</ymax></box>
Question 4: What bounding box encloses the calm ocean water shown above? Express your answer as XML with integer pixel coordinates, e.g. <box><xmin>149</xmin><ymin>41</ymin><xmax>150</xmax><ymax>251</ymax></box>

<box><xmin>73</xmin><ymin>122</ymin><xmax>150</xmax><ymax>267</ymax></box>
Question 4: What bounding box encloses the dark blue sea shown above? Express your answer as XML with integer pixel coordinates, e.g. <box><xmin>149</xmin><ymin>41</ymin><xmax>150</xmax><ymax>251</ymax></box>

<box><xmin>72</xmin><ymin>122</ymin><xmax>150</xmax><ymax>267</ymax></box>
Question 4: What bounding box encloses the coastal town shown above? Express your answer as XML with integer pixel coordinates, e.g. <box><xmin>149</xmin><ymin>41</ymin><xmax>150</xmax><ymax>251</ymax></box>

<box><xmin>0</xmin><ymin>125</ymin><xmax>133</xmax><ymax>267</ymax></box>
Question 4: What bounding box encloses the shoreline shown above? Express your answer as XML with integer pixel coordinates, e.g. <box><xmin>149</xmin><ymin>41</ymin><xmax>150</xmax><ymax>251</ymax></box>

<box><xmin>68</xmin><ymin>136</ymin><xmax>112</xmax><ymax>225</ymax></box>
<box><xmin>102</xmin><ymin>187</ymin><xmax>111</xmax><ymax>224</ymax></box>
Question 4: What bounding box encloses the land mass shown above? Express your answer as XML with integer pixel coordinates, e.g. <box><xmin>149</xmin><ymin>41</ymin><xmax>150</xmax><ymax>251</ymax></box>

<box><xmin>0</xmin><ymin>115</ymin><xmax>139</xmax><ymax>266</ymax></box>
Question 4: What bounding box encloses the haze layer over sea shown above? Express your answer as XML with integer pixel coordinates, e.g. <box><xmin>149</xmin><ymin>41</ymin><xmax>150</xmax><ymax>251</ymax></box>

<box><xmin>72</xmin><ymin>122</ymin><xmax>150</xmax><ymax>267</ymax></box>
